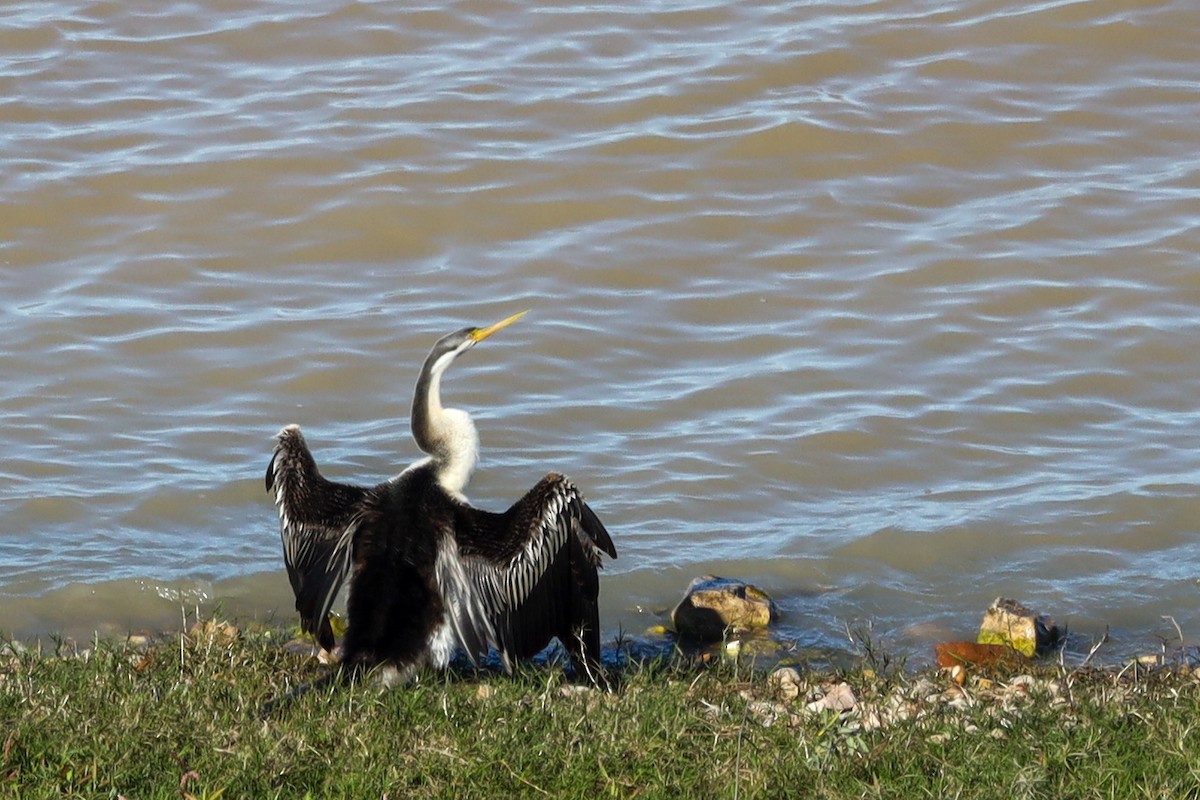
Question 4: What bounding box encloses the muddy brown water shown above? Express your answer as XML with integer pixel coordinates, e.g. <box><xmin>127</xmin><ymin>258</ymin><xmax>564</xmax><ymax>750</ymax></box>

<box><xmin>2</xmin><ymin>0</ymin><xmax>1198</xmax><ymax>662</ymax></box>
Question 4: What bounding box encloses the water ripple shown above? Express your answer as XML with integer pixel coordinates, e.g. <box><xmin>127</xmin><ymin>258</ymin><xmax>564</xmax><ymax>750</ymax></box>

<box><xmin>1</xmin><ymin>0</ymin><xmax>1198</xmax><ymax>659</ymax></box>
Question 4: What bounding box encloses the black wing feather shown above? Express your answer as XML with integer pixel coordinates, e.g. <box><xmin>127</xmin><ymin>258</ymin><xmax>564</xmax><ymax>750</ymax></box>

<box><xmin>266</xmin><ymin>425</ymin><xmax>366</xmax><ymax>651</ymax></box>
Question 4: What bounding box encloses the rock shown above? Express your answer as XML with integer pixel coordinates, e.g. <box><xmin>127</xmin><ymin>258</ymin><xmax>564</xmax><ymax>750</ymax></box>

<box><xmin>746</xmin><ymin>699</ymin><xmax>796</xmax><ymax>727</ymax></box>
<box><xmin>935</xmin><ymin>641</ymin><xmax>1029</xmax><ymax>669</ymax></box>
<box><xmin>769</xmin><ymin>667</ymin><xmax>803</xmax><ymax>701</ymax></box>
<box><xmin>722</xmin><ymin>637</ymin><xmax>782</xmax><ymax>662</ymax></box>
<box><xmin>125</xmin><ymin>631</ymin><xmax>157</xmax><ymax>651</ymax></box>
<box><xmin>805</xmin><ymin>682</ymin><xmax>857</xmax><ymax>714</ymax></box>
<box><xmin>1</xmin><ymin>640</ymin><xmax>27</xmax><ymax>657</ymax></box>
<box><xmin>189</xmin><ymin>620</ymin><xmax>240</xmax><ymax>646</ymax></box>
<box><xmin>948</xmin><ymin>665</ymin><xmax>967</xmax><ymax>686</ymax></box>
<box><xmin>976</xmin><ymin>597</ymin><xmax>1060</xmax><ymax>657</ymax></box>
<box><xmin>670</xmin><ymin>576</ymin><xmax>777</xmax><ymax>641</ymax></box>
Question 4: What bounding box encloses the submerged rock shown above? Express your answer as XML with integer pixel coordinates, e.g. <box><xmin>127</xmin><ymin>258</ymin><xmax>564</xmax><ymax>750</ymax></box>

<box><xmin>935</xmin><ymin>641</ymin><xmax>1029</xmax><ymax>669</ymax></box>
<box><xmin>723</xmin><ymin>637</ymin><xmax>783</xmax><ymax>662</ymax></box>
<box><xmin>976</xmin><ymin>597</ymin><xmax>1061</xmax><ymax>658</ymax></box>
<box><xmin>670</xmin><ymin>576</ymin><xmax>777</xmax><ymax>641</ymax></box>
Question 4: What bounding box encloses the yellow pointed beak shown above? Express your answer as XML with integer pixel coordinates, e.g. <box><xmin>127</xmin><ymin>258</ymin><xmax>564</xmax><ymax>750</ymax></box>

<box><xmin>469</xmin><ymin>310</ymin><xmax>528</xmax><ymax>343</ymax></box>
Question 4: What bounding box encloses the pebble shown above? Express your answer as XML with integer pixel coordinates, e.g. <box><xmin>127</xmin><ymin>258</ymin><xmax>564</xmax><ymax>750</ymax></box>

<box><xmin>189</xmin><ymin>620</ymin><xmax>240</xmax><ymax>645</ymax></box>
<box><xmin>768</xmin><ymin>667</ymin><xmax>803</xmax><ymax>701</ymax></box>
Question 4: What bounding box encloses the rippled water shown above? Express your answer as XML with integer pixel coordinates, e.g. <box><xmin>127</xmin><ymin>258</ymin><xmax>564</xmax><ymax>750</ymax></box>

<box><xmin>2</xmin><ymin>0</ymin><xmax>1198</xmax><ymax>662</ymax></box>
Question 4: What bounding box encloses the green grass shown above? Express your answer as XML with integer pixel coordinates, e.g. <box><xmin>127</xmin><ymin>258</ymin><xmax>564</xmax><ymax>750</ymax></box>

<box><xmin>2</xmin><ymin>623</ymin><xmax>1199</xmax><ymax>799</ymax></box>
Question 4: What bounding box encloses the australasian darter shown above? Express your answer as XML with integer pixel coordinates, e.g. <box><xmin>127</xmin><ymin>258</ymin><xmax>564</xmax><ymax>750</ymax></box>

<box><xmin>265</xmin><ymin>312</ymin><xmax>617</xmax><ymax>685</ymax></box>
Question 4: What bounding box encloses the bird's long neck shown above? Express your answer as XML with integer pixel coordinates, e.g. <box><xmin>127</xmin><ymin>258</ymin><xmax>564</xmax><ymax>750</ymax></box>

<box><xmin>411</xmin><ymin>349</ymin><xmax>479</xmax><ymax>496</ymax></box>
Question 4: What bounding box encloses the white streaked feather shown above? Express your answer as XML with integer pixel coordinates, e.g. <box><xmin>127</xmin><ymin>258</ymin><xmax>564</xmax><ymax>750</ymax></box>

<box><xmin>433</xmin><ymin>534</ymin><xmax>499</xmax><ymax>666</ymax></box>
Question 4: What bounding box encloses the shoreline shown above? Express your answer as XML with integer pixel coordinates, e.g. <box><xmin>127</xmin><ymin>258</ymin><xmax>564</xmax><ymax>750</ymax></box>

<box><xmin>2</xmin><ymin>599</ymin><xmax>1195</xmax><ymax>678</ymax></box>
<box><xmin>1</xmin><ymin>567</ymin><xmax>1195</xmax><ymax>673</ymax></box>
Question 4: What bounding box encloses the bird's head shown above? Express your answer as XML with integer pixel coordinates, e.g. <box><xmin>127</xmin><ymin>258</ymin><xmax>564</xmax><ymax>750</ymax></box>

<box><xmin>429</xmin><ymin>310</ymin><xmax>528</xmax><ymax>367</ymax></box>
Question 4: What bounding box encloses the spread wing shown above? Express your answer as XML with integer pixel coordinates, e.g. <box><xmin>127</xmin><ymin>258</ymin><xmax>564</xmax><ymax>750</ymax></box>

<box><xmin>265</xmin><ymin>424</ymin><xmax>366</xmax><ymax>651</ymax></box>
<box><xmin>454</xmin><ymin>473</ymin><xmax>617</xmax><ymax>675</ymax></box>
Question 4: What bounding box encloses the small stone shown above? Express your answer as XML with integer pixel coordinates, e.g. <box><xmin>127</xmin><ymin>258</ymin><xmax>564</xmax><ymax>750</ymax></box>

<box><xmin>747</xmin><ymin>699</ymin><xmax>794</xmax><ymax>727</ymax></box>
<box><xmin>1</xmin><ymin>640</ymin><xmax>27</xmax><ymax>657</ymax></box>
<box><xmin>722</xmin><ymin>637</ymin><xmax>781</xmax><ymax>663</ymax></box>
<box><xmin>189</xmin><ymin>620</ymin><xmax>240</xmax><ymax>646</ymax></box>
<box><xmin>824</xmin><ymin>682</ymin><xmax>857</xmax><ymax>712</ymax></box>
<box><xmin>124</xmin><ymin>632</ymin><xmax>156</xmax><ymax>650</ymax></box>
<box><xmin>805</xmin><ymin>682</ymin><xmax>856</xmax><ymax>714</ymax></box>
<box><xmin>976</xmin><ymin>597</ymin><xmax>1060</xmax><ymax>658</ymax></box>
<box><xmin>670</xmin><ymin>576</ymin><xmax>777</xmax><ymax>641</ymax></box>
<box><xmin>859</xmin><ymin>708</ymin><xmax>884</xmax><ymax>731</ymax></box>
<box><xmin>769</xmin><ymin>667</ymin><xmax>803</xmax><ymax>701</ymax></box>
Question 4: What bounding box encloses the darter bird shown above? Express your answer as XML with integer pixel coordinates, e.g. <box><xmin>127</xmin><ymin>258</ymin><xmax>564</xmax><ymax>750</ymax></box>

<box><xmin>265</xmin><ymin>311</ymin><xmax>616</xmax><ymax>685</ymax></box>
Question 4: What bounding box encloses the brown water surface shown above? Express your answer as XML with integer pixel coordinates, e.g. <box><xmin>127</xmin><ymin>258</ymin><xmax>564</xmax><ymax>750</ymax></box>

<box><xmin>2</xmin><ymin>0</ymin><xmax>1199</xmax><ymax>661</ymax></box>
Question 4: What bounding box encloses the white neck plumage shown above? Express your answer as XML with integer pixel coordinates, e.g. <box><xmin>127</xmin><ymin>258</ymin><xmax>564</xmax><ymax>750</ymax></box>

<box><xmin>411</xmin><ymin>346</ymin><xmax>479</xmax><ymax>497</ymax></box>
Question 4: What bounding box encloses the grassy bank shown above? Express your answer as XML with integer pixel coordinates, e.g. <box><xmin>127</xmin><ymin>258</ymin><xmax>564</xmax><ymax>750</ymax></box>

<box><xmin>2</xmin><ymin>622</ymin><xmax>1199</xmax><ymax>799</ymax></box>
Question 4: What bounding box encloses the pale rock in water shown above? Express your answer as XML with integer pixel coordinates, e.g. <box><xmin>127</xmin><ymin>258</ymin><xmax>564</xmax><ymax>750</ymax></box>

<box><xmin>976</xmin><ymin>597</ymin><xmax>1061</xmax><ymax>658</ymax></box>
<box><xmin>670</xmin><ymin>575</ymin><xmax>777</xmax><ymax>641</ymax></box>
